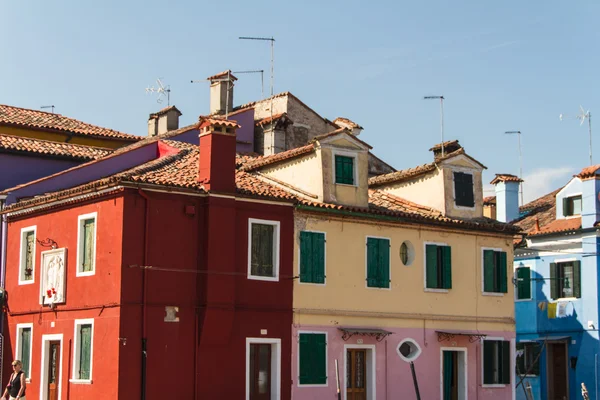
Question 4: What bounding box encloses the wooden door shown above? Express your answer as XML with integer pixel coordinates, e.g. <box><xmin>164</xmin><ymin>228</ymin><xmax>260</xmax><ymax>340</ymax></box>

<box><xmin>548</xmin><ymin>343</ymin><xmax>569</xmax><ymax>400</ymax></box>
<box><xmin>249</xmin><ymin>343</ymin><xmax>271</xmax><ymax>400</ymax></box>
<box><xmin>347</xmin><ymin>349</ymin><xmax>367</xmax><ymax>400</ymax></box>
<box><xmin>48</xmin><ymin>341</ymin><xmax>61</xmax><ymax>400</ymax></box>
<box><xmin>443</xmin><ymin>351</ymin><xmax>459</xmax><ymax>400</ymax></box>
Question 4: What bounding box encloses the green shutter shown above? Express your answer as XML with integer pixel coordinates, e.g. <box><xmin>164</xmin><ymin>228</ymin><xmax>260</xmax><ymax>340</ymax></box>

<box><xmin>426</xmin><ymin>244</ymin><xmax>438</xmax><ymax>289</ymax></box>
<box><xmin>366</xmin><ymin>238</ymin><xmax>379</xmax><ymax>287</ymax></box>
<box><xmin>500</xmin><ymin>341</ymin><xmax>511</xmax><ymax>384</ymax></box>
<box><xmin>379</xmin><ymin>239</ymin><xmax>390</xmax><ymax>288</ymax></box>
<box><xmin>498</xmin><ymin>252</ymin><xmax>508</xmax><ymax>293</ymax></box>
<box><xmin>299</xmin><ymin>333</ymin><xmax>327</xmax><ymax>385</ymax></box>
<box><xmin>313</xmin><ymin>233</ymin><xmax>325</xmax><ymax>284</ymax></box>
<box><xmin>562</xmin><ymin>197</ymin><xmax>569</xmax><ymax>217</ymax></box>
<box><xmin>462</xmin><ymin>173</ymin><xmax>475</xmax><ymax>207</ymax></box>
<box><xmin>573</xmin><ymin>260</ymin><xmax>581</xmax><ymax>298</ymax></box>
<box><xmin>300</xmin><ymin>232</ymin><xmax>312</xmax><ymax>283</ymax></box>
<box><xmin>82</xmin><ymin>218</ymin><xmax>95</xmax><ymax>272</ymax></box>
<box><xmin>300</xmin><ymin>232</ymin><xmax>325</xmax><ymax>284</ymax></box>
<box><xmin>21</xmin><ymin>328</ymin><xmax>31</xmax><ymax>379</ymax></box>
<box><xmin>550</xmin><ymin>262</ymin><xmax>558</xmax><ymax>299</ymax></box>
<box><xmin>24</xmin><ymin>231</ymin><xmax>34</xmax><ymax>280</ymax></box>
<box><xmin>79</xmin><ymin>324</ymin><xmax>92</xmax><ymax>380</ymax></box>
<box><xmin>517</xmin><ymin>267</ymin><xmax>531</xmax><ymax>300</ymax></box>
<box><xmin>483</xmin><ymin>341</ymin><xmax>494</xmax><ymax>384</ymax></box>
<box><xmin>443</xmin><ymin>351</ymin><xmax>453</xmax><ymax>400</ymax></box>
<box><xmin>335</xmin><ymin>156</ymin><xmax>343</xmax><ymax>184</ymax></box>
<box><xmin>442</xmin><ymin>246</ymin><xmax>452</xmax><ymax>289</ymax></box>
<box><xmin>483</xmin><ymin>250</ymin><xmax>495</xmax><ymax>292</ymax></box>
<box><xmin>335</xmin><ymin>156</ymin><xmax>354</xmax><ymax>185</ymax></box>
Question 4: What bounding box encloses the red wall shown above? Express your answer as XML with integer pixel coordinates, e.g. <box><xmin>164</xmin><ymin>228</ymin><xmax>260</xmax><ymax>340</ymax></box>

<box><xmin>4</xmin><ymin>194</ymin><xmax>124</xmax><ymax>400</ymax></box>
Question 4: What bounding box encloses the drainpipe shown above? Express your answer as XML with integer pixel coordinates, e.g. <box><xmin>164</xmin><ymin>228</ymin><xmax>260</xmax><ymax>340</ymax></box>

<box><xmin>0</xmin><ymin>194</ymin><xmax>6</xmax><ymax>390</ymax></box>
<box><xmin>138</xmin><ymin>189</ymin><xmax>150</xmax><ymax>400</ymax></box>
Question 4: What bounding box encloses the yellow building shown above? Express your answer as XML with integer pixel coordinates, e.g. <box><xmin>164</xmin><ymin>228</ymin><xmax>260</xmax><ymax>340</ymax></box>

<box><xmin>0</xmin><ymin>104</ymin><xmax>140</xmax><ymax>149</ymax></box>
<box><xmin>241</xmin><ymin>133</ymin><xmax>518</xmax><ymax>400</ymax></box>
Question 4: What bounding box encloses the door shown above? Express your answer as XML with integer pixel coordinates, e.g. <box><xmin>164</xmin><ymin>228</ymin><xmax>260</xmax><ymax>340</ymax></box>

<box><xmin>48</xmin><ymin>341</ymin><xmax>61</xmax><ymax>400</ymax></box>
<box><xmin>443</xmin><ymin>351</ymin><xmax>458</xmax><ymax>400</ymax></box>
<box><xmin>249</xmin><ymin>343</ymin><xmax>271</xmax><ymax>400</ymax></box>
<box><xmin>548</xmin><ymin>342</ymin><xmax>569</xmax><ymax>400</ymax></box>
<box><xmin>347</xmin><ymin>349</ymin><xmax>367</xmax><ymax>400</ymax></box>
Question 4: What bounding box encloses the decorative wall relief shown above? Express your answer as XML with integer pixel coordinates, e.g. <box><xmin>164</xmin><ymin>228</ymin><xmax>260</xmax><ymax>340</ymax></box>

<box><xmin>40</xmin><ymin>248</ymin><xmax>67</xmax><ymax>305</ymax></box>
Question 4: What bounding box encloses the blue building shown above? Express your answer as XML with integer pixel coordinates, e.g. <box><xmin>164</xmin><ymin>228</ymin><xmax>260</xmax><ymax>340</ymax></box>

<box><xmin>488</xmin><ymin>169</ymin><xmax>600</xmax><ymax>400</ymax></box>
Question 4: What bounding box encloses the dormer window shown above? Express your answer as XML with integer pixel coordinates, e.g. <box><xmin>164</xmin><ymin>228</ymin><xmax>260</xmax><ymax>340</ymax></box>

<box><xmin>453</xmin><ymin>172</ymin><xmax>474</xmax><ymax>207</ymax></box>
<box><xmin>563</xmin><ymin>195</ymin><xmax>582</xmax><ymax>217</ymax></box>
<box><xmin>335</xmin><ymin>155</ymin><xmax>355</xmax><ymax>185</ymax></box>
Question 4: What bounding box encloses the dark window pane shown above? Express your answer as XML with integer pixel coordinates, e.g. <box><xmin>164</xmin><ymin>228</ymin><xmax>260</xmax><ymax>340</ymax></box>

<box><xmin>251</xmin><ymin>223</ymin><xmax>275</xmax><ymax>277</ymax></box>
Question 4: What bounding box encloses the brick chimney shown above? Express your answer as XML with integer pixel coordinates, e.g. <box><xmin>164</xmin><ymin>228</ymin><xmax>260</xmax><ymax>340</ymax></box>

<box><xmin>148</xmin><ymin>106</ymin><xmax>182</xmax><ymax>137</ymax></box>
<box><xmin>490</xmin><ymin>174</ymin><xmax>523</xmax><ymax>222</ymax></box>
<box><xmin>198</xmin><ymin>117</ymin><xmax>240</xmax><ymax>193</ymax></box>
<box><xmin>208</xmin><ymin>70</ymin><xmax>237</xmax><ymax>115</ymax></box>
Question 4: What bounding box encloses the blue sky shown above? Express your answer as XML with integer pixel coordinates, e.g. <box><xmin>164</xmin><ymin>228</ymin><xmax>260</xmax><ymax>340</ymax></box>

<box><xmin>1</xmin><ymin>0</ymin><xmax>599</xmax><ymax>203</ymax></box>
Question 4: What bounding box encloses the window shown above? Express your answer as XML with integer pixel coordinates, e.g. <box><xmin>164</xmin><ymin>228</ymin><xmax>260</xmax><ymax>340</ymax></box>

<box><xmin>299</xmin><ymin>231</ymin><xmax>325</xmax><ymax>284</ymax></box>
<box><xmin>248</xmin><ymin>219</ymin><xmax>280</xmax><ymax>281</ymax></box>
<box><xmin>335</xmin><ymin>155</ymin><xmax>355</xmax><ymax>185</ymax></box>
<box><xmin>298</xmin><ymin>333</ymin><xmax>327</xmax><ymax>385</ymax></box>
<box><xmin>563</xmin><ymin>195</ymin><xmax>582</xmax><ymax>217</ymax></box>
<box><xmin>515</xmin><ymin>267</ymin><xmax>531</xmax><ymax>300</ymax></box>
<box><xmin>19</xmin><ymin>226</ymin><xmax>36</xmax><ymax>284</ymax></box>
<box><xmin>76</xmin><ymin>213</ymin><xmax>97</xmax><ymax>276</ymax></box>
<box><xmin>399</xmin><ymin>241</ymin><xmax>414</xmax><ymax>266</ymax></box>
<box><xmin>453</xmin><ymin>172</ymin><xmax>474</xmax><ymax>207</ymax></box>
<box><xmin>73</xmin><ymin>319</ymin><xmax>94</xmax><ymax>382</ymax></box>
<box><xmin>550</xmin><ymin>261</ymin><xmax>581</xmax><ymax>299</ymax></box>
<box><xmin>483</xmin><ymin>250</ymin><xmax>508</xmax><ymax>294</ymax></box>
<box><xmin>483</xmin><ymin>340</ymin><xmax>511</xmax><ymax>385</ymax></box>
<box><xmin>16</xmin><ymin>324</ymin><xmax>32</xmax><ymax>379</ymax></box>
<box><xmin>516</xmin><ymin>342</ymin><xmax>540</xmax><ymax>376</ymax></box>
<box><xmin>425</xmin><ymin>244</ymin><xmax>451</xmax><ymax>290</ymax></box>
<box><xmin>366</xmin><ymin>237</ymin><xmax>390</xmax><ymax>288</ymax></box>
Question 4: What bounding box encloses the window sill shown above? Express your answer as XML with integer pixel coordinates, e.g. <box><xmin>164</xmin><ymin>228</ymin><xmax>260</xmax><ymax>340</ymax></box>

<box><xmin>17</xmin><ymin>280</ymin><xmax>35</xmax><ymax>285</ymax></box>
<box><xmin>518</xmin><ymin>374</ymin><xmax>539</xmax><ymax>378</ymax></box>
<box><xmin>424</xmin><ymin>288</ymin><xmax>449</xmax><ymax>293</ymax></box>
<box><xmin>69</xmin><ymin>379</ymin><xmax>93</xmax><ymax>384</ymax></box>
<box><xmin>515</xmin><ymin>298</ymin><xmax>532</xmax><ymax>302</ymax></box>
<box><xmin>335</xmin><ymin>183</ymin><xmax>357</xmax><ymax>188</ymax></box>
<box><xmin>76</xmin><ymin>271</ymin><xmax>96</xmax><ymax>277</ymax></box>
<box><xmin>297</xmin><ymin>383</ymin><xmax>328</xmax><ymax>388</ymax></box>
<box><xmin>247</xmin><ymin>275</ymin><xmax>279</xmax><ymax>282</ymax></box>
<box><xmin>551</xmin><ymin>297</ymin><xmax>579</xmax><ymax>302</ymax></box>
<box><xmin>482</xmin><ymin>384</ymin><xmax>507</xmax><ymax>388</ymax></box>
<box><xmin>482</xmin><ymin>292</ymin><xmax>505</xmax><ymax>297</ymax></box>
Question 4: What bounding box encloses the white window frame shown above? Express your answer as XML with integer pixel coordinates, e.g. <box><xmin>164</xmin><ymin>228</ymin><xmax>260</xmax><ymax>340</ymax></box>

<box><xmin>76</xmin><ymin>212</ymin><xmax>97</xmax><ymax>277</ymax></box>
<box><xmin>552</xmin><ymin>257</ymin><xmax>580</xmax><ymax>300</ymax></box>
<box><xmin>331</xmin><ymin>149</ymin><xmax>359</xmax><ymax>187</ymax></box>
<box><xmin>481</xmin><ymin>247</ymin><xmax>506</xmax><ymax>297</ymax></box>
<box><xmin>365</xmin><ymin>235</ymin><xmax>391</xmax><ymax>290</ymax></box>
<box><xmin>451</xmin><ymin>168</ymin><xmax>476</xmax><ymax>210</ymax></box>
<box><xmin>514</xmin><ymin>264</ymin><xmax>533</xmax><ymax>302</ymax></box>
<box><xmin>18</xmin><ymin>226</ymin><xmax>36</xmax><ymax>285</ymax></box>
<box><xmin>481</xmin><ymin>336</ymin><xmax>513</xmax><ymax>388</ymax></box>
<box><xmin>423</xmin><ymin>241</ymin><xmax>450</xmax><ymax>293</ymax></box>
<box><xmin>563</xmin><ymin>192</ymin><xmax>583</xmax><ymax>218</ymax></box>
<box><xmin>245</xmin><ymin>337</ymin><xmax>281</xmax><ymax>400</ymax></box>
<box><xmin>40</xmin><ymin>334</ymin><xmax>63</xmax><ymax>400</ymax></box>
<box><xmin>15</xmin><ymin>323</ymin><xmax>33</xmax><ymax>382</ymax></box>
<box><xmin>296</xmin><ymin>331</ymin><xmax>328</xmax><ymax>388</ymax></box>
<box><xmin>343</xmin><ymin>344</ymin><xmax>376</xmax><ymax>400</ymax></box>
<box><xmin>247</xmin><ymin>218</ymin><xmax>281</xmax><ymax>282</ymax></box>
<box><xmin>516</xmin><ymin>340</ymin><xmax>540</xmax><ymax>377</ymax></box>
<box><xmin>71</xmin><ymin>318</ymin><xmax>94</xmax><ymax>384</ymax></box>
<box><xmin>298</xmin><ymin>230</ymin><xmax>327</xmax><ymax>286</ymax></box>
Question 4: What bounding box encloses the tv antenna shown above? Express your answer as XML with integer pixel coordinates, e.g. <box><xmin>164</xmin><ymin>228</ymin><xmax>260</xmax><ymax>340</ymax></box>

<box><xmin>191</xmin><ymin>70</ymin><xmax>236</xmax><ymax>118</ymax></box>
<box><xmin>505</xmin><ymin>130</ymin><xmax>524</xmax><ymax>206</ymax></box>
<box><xmin>559</xmin><ymin>106</ymin><xmax>592</xmax><ymax>165</ymax></box>
<box><xmin>424</xmin><ymin>96</ymin><xmax>445</xmax><ymax>156</ymax></box>
<box><xmin>234</xmin><ymin>70</ymin><xmax>265</xmax><ymax>99</ymax></box>
<box><xmin>41</xmin><ymin>105</ymin><xmax>56</xmax><ymax>114</ymax></box>
<box><xmin>145</xmin><ymin>78</ymin><xmax>171</xmax><ymax>106</ymax></box>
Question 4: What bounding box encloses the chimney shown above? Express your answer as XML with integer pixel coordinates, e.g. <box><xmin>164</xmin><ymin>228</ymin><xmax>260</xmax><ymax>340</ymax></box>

<box><xmin>429</xmin><ymin>140</ymin><xmax>462</xmax><ymax>160</ymax></box>
<box><xmin>576</xmin><ymin>165</ymin><xmax>600</xmax><ymax>228</ymax></box>
<box><xmin>198</xmin><ymin>117</ymin><xmax>240</xmax><ymax>193</ymax></box>
<box><xmin>333</xmin><ymin>117</ymin><xmax>363</xmax><ymax>136</ymax></box>
<box><xmin>148</xmin><ymin>106</ymin><xmax>182</xmax><ymax>137</ymax></box>
<box><xmin>258</xmin><ymin>113</ymin><xmax>292</xmax><ymax>156</ymax></box>
<box><xmin>208</xmin><ymin>70</ymin><xmax>237</xmax><ymax>115</ymax></box>
<box><xmin>490</xmin><ymin>174</ymin><xmax>523</xmax><ymax>222</ymax></box>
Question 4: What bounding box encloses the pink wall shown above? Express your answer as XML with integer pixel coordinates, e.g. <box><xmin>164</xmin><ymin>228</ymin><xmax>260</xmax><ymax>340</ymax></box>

<box><xmin>291</xmin><ymin>325</ymin><xmax>515</xmax><ymax>400</ymax></box>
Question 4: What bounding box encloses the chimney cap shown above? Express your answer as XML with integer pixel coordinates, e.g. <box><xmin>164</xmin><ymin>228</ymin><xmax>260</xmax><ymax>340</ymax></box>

<box><xmin>333</xmin><ymin>117</ymin><xmax>364</xmax><ymax>130</ymax></box>
<box><xmin>576</xmin><ymin>164</ymin><xmax>600</xmax><ymax>180</ymax></box>
<box><xmin>429</xmin><ymin>139</ymin><xmax>461</xmax><ymax>153</ymax></box>
<box><xmin>198</xmin><ymin>116</ymin><xmax>240</xmax><ymax>130</ymax></box>
<box><xmin>490</xmin><ymin>174</ymin><xmax>523</xmax><ymax>185</ymax></box>
<box><xmin>149</xmin><ymin>105</ymin><xmax>182</xmax><ymax>120</ymax></box>
<box><xmin>207</xmin><ymin>70</ymin><xmax>238</xmax><ymax>82</ymax></box>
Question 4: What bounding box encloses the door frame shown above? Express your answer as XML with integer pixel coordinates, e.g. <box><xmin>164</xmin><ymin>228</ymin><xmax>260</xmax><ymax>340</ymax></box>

<box><xmin>440</xmin><ymin>347</ymin><xmax>468</xmax><ymax>400</ymax></box>
<box><xmin>343</xmin><ymin>344</ymin><xmax>376</xmax><ymax>400</ymax></box>
<box><xmin>40</xmin><ymin>334</ymin><xmax>63</xmax><ymax>400</ymax></box>
<box><xmin>245</xmin><ymin>337</ymin><xmax>281</xmax><ymax>400</ymax></box>
<box><xmin>546</xmin><ymin>341</ymin><xmax>570</xmax><ymax>400</ymax></box>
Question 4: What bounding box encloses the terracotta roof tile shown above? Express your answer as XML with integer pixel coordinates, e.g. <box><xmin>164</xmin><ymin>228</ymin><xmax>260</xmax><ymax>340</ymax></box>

<box><xmin>240</xmin><ymin>144</ymin><xmax>316</xmax><ymax>172</ymax></box>
<box><xmin>255</xmin><ymin>113</ymin><xmax>292</xmax><ymax>127</ymax></box>
<box><xmin>333</xmin><ymin>117</ymin><xmax>363</xmax><ymax>130</ymax></box>
<box><xmin>528</xmin><ymin>217</ymin><xmax>581</xmax><ymax>236</ymax></box>
<box><xmin>576</xmin><ymin>164</ymin><xmax>600</xmax><ymax>179</ymax></box>
<box><xmin>429</xmin><ymin>140</ymin><xmax>461</xmax><ymax>152</ymax></box>
<box><xmin>369</xmin><ymin>162</ymin><xmax>437</xmax><ymax>186</ymax></box>
<box><xmin>310</xmin><ymin>128</ymin><xmax>373</xmax><ymax>149</ymax></box>
<box><xmin>513</xmin><ymin>187</ymin><xmax>562</xmax><ymax>234</ymax></box>
<box><xmin>149</xmin><ymin>105</ymin><xmax>182</xmax><ymax>118</ymax></box>
<box><xmin>198</xmin><ymin>117</ymin><xmax>240</xmax><ymax>129</ymax></box>
<box><xmin>206</xmin><ymin>70</ymin><xmax>237</xmax><ymax>81</ymax></box>
<box><xmin>483</xmin><ymin>196</ymin><xmax>496</xmax><ymax>205</ymax></box>
<box><xmin>0</xmin><ymin>134</ymin><xmax>112</xmax><ymax>161</ymax></box>
<box><xmin>0</xmin><ymin>104</ymin><xmax>139</xmax><ymax>141</ymax></box>
<box><xmin>490</xmin><ymin>174</ymin><xmax>523</xmax><ymax>184</ymax></box>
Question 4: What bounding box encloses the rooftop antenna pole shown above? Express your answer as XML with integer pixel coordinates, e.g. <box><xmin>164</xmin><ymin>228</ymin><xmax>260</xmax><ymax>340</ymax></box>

<box><xmin>41</xmin><ymin>105</ymin><xmax>55</xmax><ymax>114</ymax></box>
<box><xmin>505</xmin><ymin>130</ymin><xmax>524</xmax><ymax>206</ymax></box>
<box><xmin>145</xmin><ymin>78</ymin><xmax>171</xmax><ymax>106</ymax></box>
<box><xmin>233</xmin><ymin>70</ymin><xmax>265</xmax><ymax>99</ymax></box>
<box><xmin>424</xmin><ymin>96</ymin><xmax>445</xmax><ymax>157</ymax></box>
<box><xmin>560</xmin><ymin>106</ymin><xmax>592</xmax><ymax>165</ymax></box>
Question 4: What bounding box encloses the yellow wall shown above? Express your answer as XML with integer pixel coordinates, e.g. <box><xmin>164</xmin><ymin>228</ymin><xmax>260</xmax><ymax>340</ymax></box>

<box><xmin>0</xmin><ymin>125</ymin><xmax>134</xmax><ymax>149</ymax></box>
<box><xmin>381</xmin><ymin>169</ymin><xmax>445</xmax><ymax>213</ymax></box>
<box><xmin>262</xmin><ymin>151</ymin><xmax>324</xmax><ymax>199</ymax></box>
<box><xmin>293</xmin><ymin>212</ymin><xmax>515</xmax><ymax>330</ymax></box>
<box><xmin>441</xmin><ymin>157</ymin><xmax>484</xmax><ymax>219</ymax></box>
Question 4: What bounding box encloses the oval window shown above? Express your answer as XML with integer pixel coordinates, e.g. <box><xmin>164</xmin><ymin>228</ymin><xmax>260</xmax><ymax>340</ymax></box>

<box><xmin>400</xmin><ymin>241</ymin><xmax>414</xmax><ymax>266</ymax></box>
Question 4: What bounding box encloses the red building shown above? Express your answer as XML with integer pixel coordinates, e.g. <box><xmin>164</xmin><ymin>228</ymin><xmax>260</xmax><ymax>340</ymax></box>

<box><xmin>1</xmin><ymin>119</ymin><xmax>294</xmax><ymax>399</ymax></box>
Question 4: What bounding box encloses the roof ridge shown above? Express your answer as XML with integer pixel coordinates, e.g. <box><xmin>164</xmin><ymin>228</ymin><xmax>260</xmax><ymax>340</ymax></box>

<box><xmin>0</xmin><ymin>133</ymin><xmax>113</xmax><ymax>151</ymax></box>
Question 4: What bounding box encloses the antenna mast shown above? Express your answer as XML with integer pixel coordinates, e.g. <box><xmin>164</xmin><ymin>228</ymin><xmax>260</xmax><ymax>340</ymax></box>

<box><xmin>424</xmin><ymin>96</ymin><xmax>445</xmax><ymax>156</ymax></box>
<box><xmin>233</xmin><ymin>70</ymin><xmax>265</xmax><ymax>99</ymax></box>
<box><xmin>41</xmin><ymin>105</ymin><xmax>56</xmax><ymax>114</ymax></box>
<box><xmin>560</xmin><ymin>106</ymin><xmax>593</xmax><ymax>165</ymax></box>
<box><xmin>145</xmin><ymin>78</ymin><xmax>171</xmax><ymax>106</ymax></box>
<box><xmin>505</xmin><ymin>130</ymin><xmax>524</xmax><ymax>206</ymax></box>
